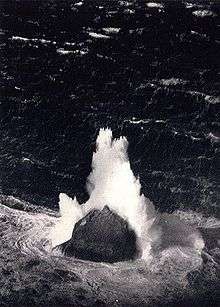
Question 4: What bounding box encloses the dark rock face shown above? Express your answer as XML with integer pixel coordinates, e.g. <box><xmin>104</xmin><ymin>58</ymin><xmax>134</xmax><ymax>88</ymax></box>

<box><xmin>199</xmin><ymin>227</ymin><xmax>220</xmax><ymax>251</ymax></box>
<box><xmin>59</xmin><ymin>206</ymin><xmax>138</xmax><ymax>263</ymax></box>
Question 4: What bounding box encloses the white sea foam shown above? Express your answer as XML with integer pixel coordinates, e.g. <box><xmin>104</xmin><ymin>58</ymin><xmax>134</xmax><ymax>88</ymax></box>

<box><xmin>11</xmin><ymin>36</ymin><xmax>55</xmax><ymax>44</ymax></box>
<box><xmin>88</xmin><ymin>32</ymin><xmax>110</xmax><ymax>39</ymax></box>
<box><xmin>74</xmin><ymin>1</ymin><xmax>83</xmax><ymax>6</ymax></box>
<box><xmin>146</xmin><ymin>2</ymin><xmax>164</xmax><ymax>9</ymax></box>
<box><xmin>192</xmin><ymin>10</ymin><xmax>216</xmax><ymax>18</ymax></box>
<box><xmin>57</xmin><ymin>48</ymin><xmax>74</xmax><ymax>55</ymax></box>
<box><xmin>102</xmin><ymin>28</ymin><xmax>121</xmax><ymax>34</ymax></box>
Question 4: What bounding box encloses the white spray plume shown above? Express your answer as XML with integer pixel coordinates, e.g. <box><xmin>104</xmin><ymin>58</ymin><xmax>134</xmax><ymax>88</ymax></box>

<box><xmin>86</xmin><ymin>129</ymin><xmax>156</xmax><ymax>256</ymax></box>
<box><xmin>51</xmin><ymin>128</ymin><xmax>157</xmax><ymax>259</ymax></box>
<box><xmin>51</xmin><ymin>193</ymin><xmax>83</xmax><ymax>247</ymax></box>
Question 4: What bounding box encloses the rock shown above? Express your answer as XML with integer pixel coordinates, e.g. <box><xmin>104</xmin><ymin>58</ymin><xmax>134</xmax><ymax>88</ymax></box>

<box><xmin>199</xmin><ymin>227</ymin><xmax>220</xmax><ymax>250</ymax></box>
<box><xmin>58</xmin><ymin>206</ymin><xmax>137</xmax><ymax>263</ymax></box>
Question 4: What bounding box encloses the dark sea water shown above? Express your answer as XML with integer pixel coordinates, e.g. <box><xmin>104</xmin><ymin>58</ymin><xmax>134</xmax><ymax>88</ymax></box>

<box><xmin>0</xmin><ymin>1</ymin><xmax>220</xmax><ymax>306</ymax></box>
<box><xmin>0</xmin><ymin>0</ymin><xmax>219</xmax><ymax>216</ymax></box>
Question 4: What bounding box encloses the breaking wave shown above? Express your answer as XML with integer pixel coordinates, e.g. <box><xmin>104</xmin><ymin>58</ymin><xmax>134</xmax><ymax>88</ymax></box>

<box><xmin>0</xmin><ymin>129</ymin><xmax>208</xmax><ymax>266</ymax></box>
<box><xmin>50</xmin><ymin>129</ymin><xmax>203</xmax><ymax>261</ymax></box>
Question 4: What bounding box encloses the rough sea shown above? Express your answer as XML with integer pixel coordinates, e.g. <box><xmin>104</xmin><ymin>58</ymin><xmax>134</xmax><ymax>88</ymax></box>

<box><xmin>0</xmin><ymin>1</ymin><xmax>219</xmax><ymax>306</ymax></box>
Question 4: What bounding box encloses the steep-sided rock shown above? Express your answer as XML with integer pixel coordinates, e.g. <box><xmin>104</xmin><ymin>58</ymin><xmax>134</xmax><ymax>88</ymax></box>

<box><xmin>58</xmin><ymin>206</ymin><xmax>138</xmax><ymax>263</ymax></box>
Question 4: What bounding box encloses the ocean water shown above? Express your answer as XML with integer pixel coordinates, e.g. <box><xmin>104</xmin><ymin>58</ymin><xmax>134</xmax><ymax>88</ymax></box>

<box><xmin>0</xmin><ymin>0</ymin><xmax>219</xmax><ymax>215</ymax></box>
<box><xmin>0</xmin><ymin>0</ymin><xmax>219</xmax><ymax>306</ymax></box>
<box><xmin>0</xmin><ymin>129</ymin><xmax>219</xmax><ymax>306</ymax></box>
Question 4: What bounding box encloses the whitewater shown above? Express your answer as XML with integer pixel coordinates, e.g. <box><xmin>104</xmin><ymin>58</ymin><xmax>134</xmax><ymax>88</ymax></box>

<box><xmin>0</xmin><ymin>128</ymin><xmax>219</xmax><ymax>306</ymax></box>
<box><xmin>51</xmin><ymin>128</ymin><xmax>159</xmax><ymax>260</ymax></box>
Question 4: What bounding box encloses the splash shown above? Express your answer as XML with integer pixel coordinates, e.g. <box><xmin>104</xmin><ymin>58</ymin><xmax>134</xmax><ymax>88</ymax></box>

<box><xmin>51</xmin><ymin>128</ymin><xmax>157</xmax><ymax>259</ymax></box>
<box><xmin>51</xmin><ymin>193</ymin><xmax>83</xmax><ymax>247</ymax></box>
<box><xmin>85</xmin><ymin>128</ymin><xmax>157</xmax><ymax>258</ymax></box>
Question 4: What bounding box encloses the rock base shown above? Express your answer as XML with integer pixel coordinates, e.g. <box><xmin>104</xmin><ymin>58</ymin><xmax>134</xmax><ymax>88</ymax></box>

<box><xmin>59</xmin><ymin>206</ymin><xmax>138</xmax><ymax>263</ymax></box>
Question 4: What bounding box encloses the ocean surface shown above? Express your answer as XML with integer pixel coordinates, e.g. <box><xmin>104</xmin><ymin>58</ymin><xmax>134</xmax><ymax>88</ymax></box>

<box><xmin>1</xmin><ymin>0</ymin><xmax>219</xmax><ymax>215</ymax></box>
<box><xmin>0</xmin><ymin>1</ymin><xmax>220</xmax><ymax>306</ymax></box>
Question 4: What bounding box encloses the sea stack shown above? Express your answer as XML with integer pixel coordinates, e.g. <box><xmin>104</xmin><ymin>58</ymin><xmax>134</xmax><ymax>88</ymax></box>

<box><xmin>58</xmin><ymin>206</ymin><xmax>138</xmax><ymax>263</ymax></box>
